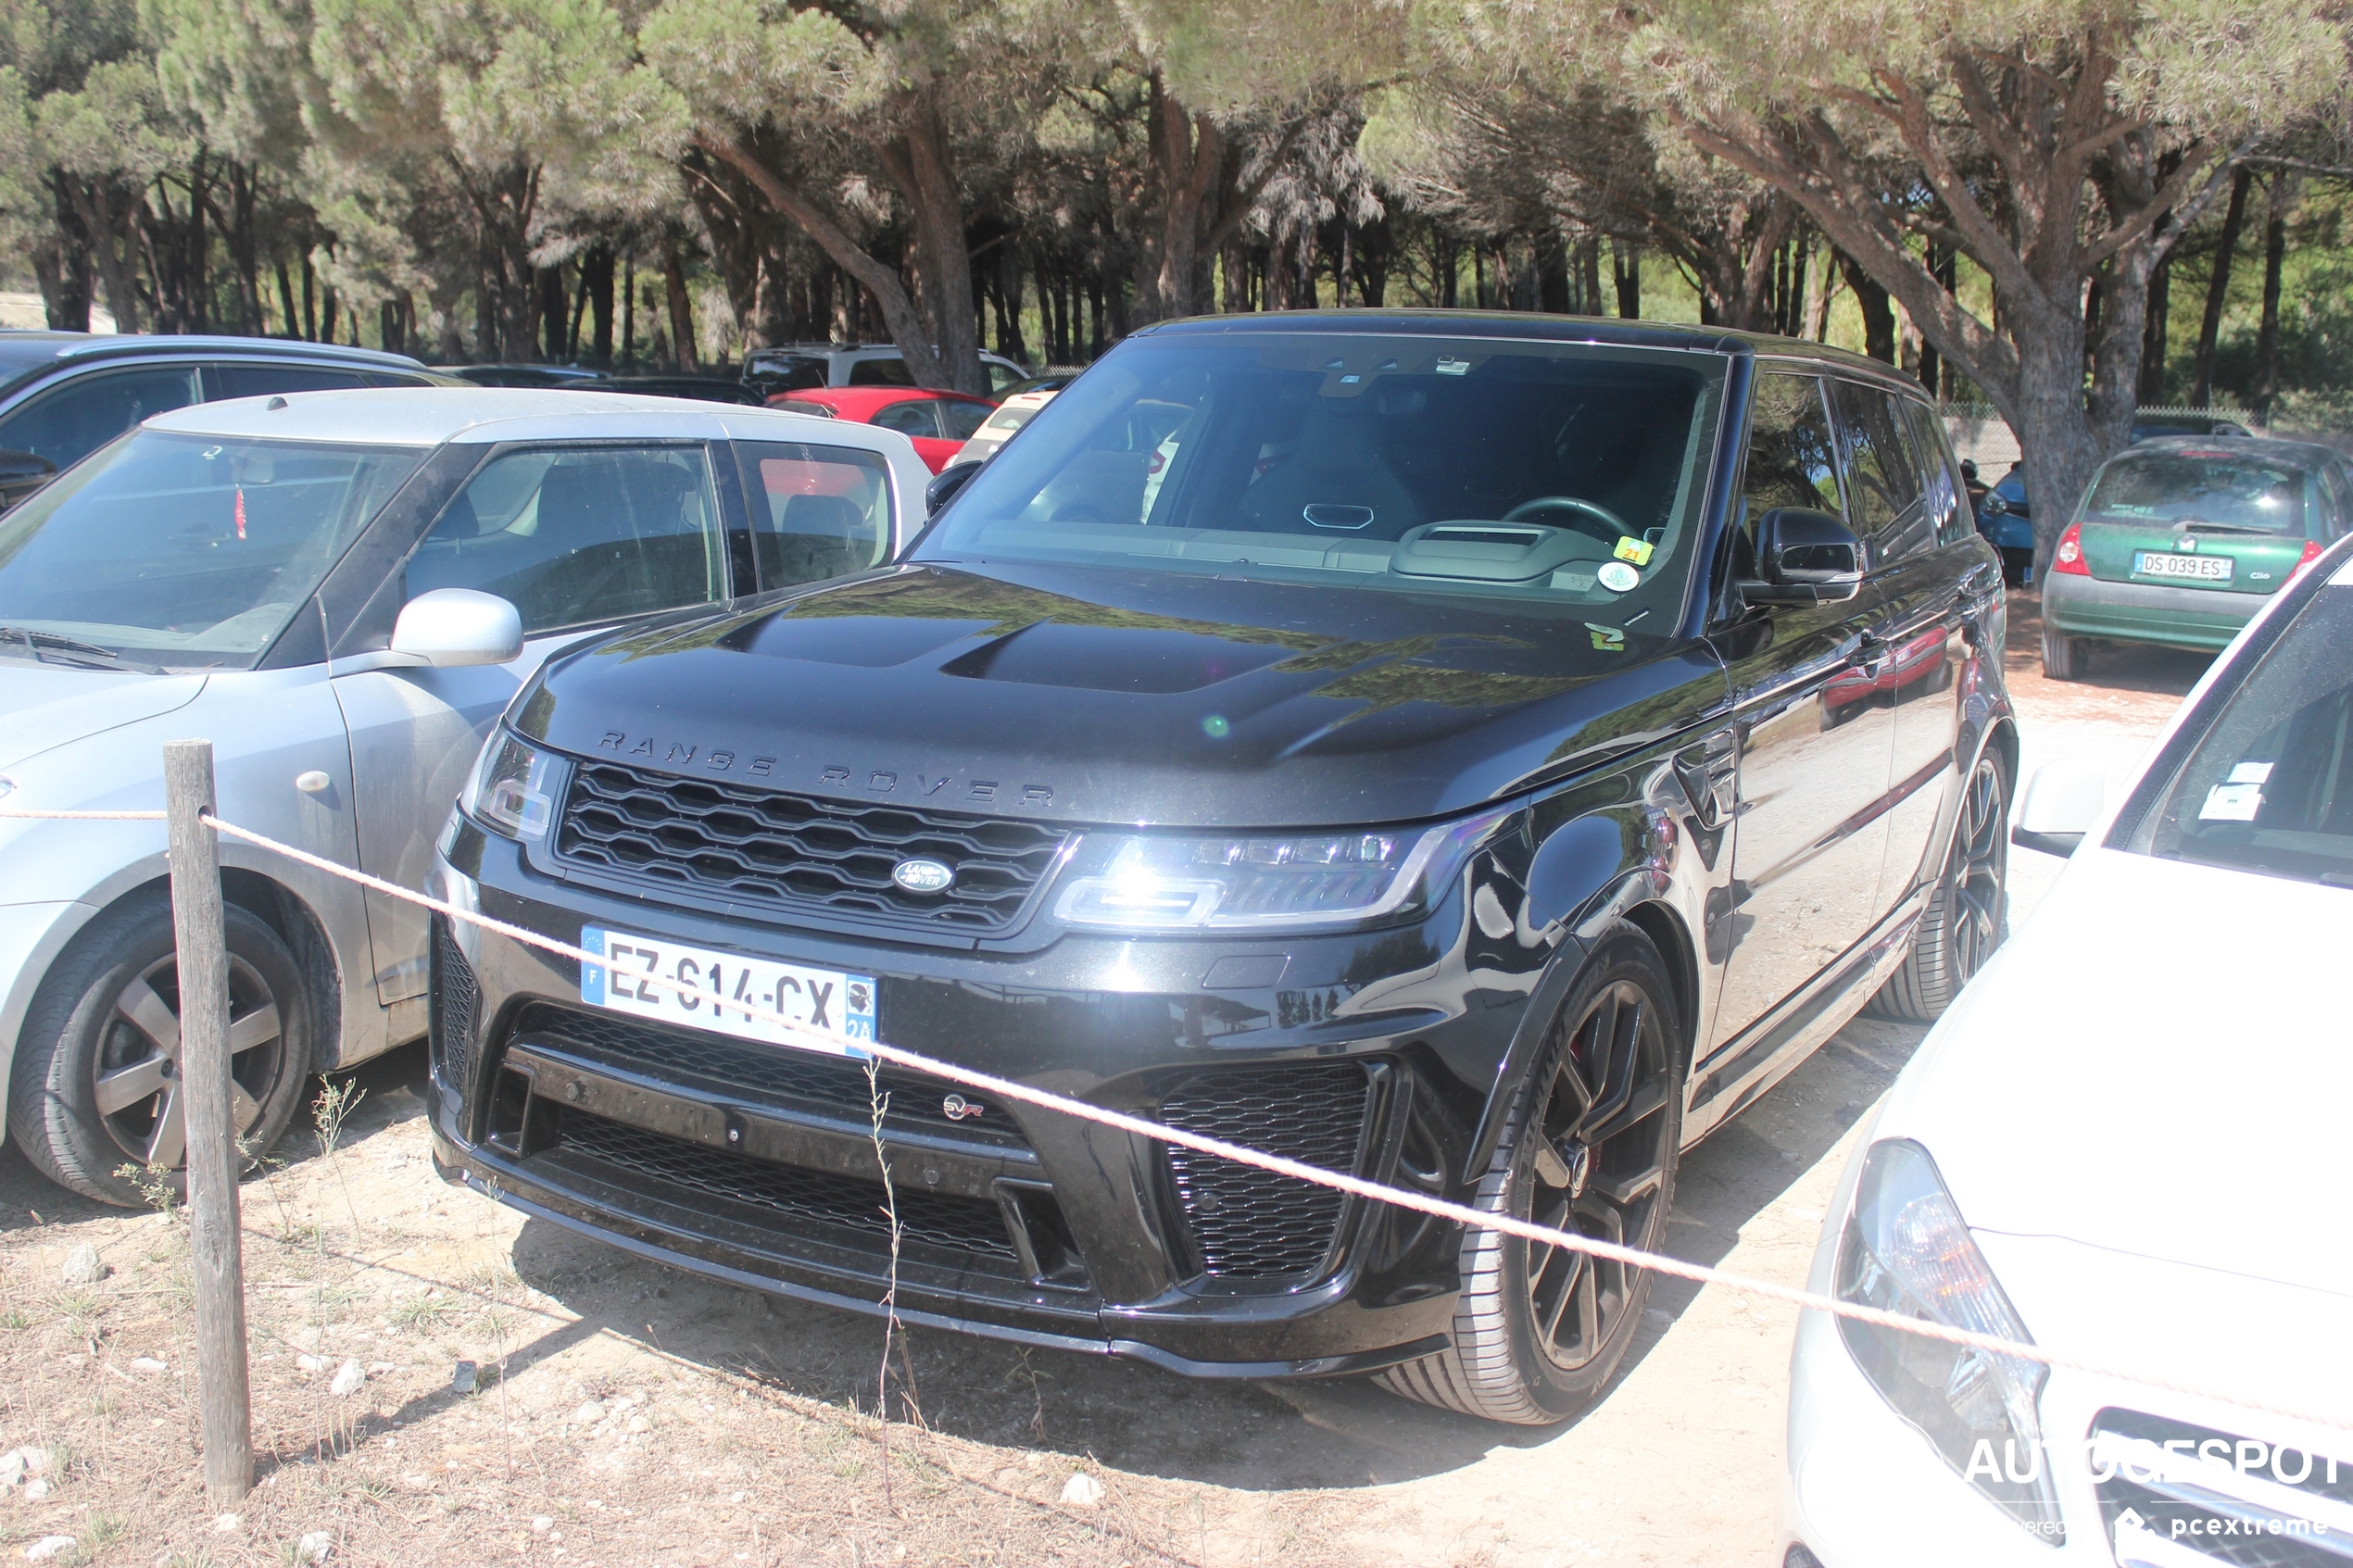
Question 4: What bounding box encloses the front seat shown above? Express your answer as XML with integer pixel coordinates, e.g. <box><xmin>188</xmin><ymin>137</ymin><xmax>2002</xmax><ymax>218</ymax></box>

<box><xmin>1237</xmin><ymin>401</ymin><xmax>1423</xmax><ymax>539</ymax></box>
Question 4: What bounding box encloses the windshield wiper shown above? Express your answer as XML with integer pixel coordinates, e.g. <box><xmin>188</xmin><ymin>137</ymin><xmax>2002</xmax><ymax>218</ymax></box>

<box><xmin>0</xmin><ymin>625</ymin><xmax>164</xmax><ymax>674</ymax></box>
<box><xmin>2174</xmin><ymin>521</ymin><xmax>2276</xmax><ymax>535</ymax></box>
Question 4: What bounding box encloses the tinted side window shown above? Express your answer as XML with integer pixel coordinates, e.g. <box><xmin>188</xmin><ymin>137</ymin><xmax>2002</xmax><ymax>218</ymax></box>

<box><xmin>940</xmin><ymin>398</ymin><xmax>994</xmax><ymax>441</ymax></box>
<box><xmin>0</xmin><ymin>367</ymin><xmax>200</xmax><ymax>470</ymax></box>
<box><xmin>987</xmin><ymin>361</ymin><xmax>1025</xmax><ymax>395</ymax></box>
<box><xmin>208</xmin><ymin>364</ymin><xmax>372</xmax><ymax>400</ymax></box>
<box><xmin>1900</xmin><ymin>398</ymin><xmax>1971</xmax><ymax>546</ymax></box>
<box><xmin>847</xmin><ymin>357</ymin><xmax>916</xmax><ymax>387</ymax></box>
<box><xmin>871</xmin><ymin>400</ymin><xmax>941</xmax><ymax>439</ymax></box>
<box><xmin>1735</xmin><ymin>371</ymin><xmax>1843</xmax><ymax>575</ymax></box>
<box><xmin>402</xmin><ymin>445</ymin><xmax>726</xmax><ymax>635</ymax></box>
<box><xmin>1830</xmin><ymin>380</ymin><xmax>1925</xmax><ymax>560</ymax></box>
<box><xmin>735</xmin><ymin>441</ymin><xmax>893</xmax><ymax>589</ymax></box>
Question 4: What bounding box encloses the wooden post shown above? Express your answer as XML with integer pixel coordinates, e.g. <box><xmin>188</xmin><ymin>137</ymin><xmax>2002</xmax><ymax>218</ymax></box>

<box><xmin>163</xmin><ymin>739</ymin><xmax>252</xmax><ymax>1506</ymax></box>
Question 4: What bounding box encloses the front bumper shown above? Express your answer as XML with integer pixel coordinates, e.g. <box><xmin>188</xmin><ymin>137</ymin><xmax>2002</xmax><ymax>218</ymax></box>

<box><xmin>427</xmin><ymin>822</ymin><xmax>1532</xmax><ymax>1378</ymax></box>
<box><xmin>2042</xmin><ymin>572</ymin><xmax>2270</xmax><ymax>652</ymax></box>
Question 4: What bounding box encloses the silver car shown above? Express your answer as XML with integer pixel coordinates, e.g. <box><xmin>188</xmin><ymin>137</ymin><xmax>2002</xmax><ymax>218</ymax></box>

<box><xmin>0</xmin><ymin>389</ymin><xmax>931</xmax><ymax>1203</ymax></box>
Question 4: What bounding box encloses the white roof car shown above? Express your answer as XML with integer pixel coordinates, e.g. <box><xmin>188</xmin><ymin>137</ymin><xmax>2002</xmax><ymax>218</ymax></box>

<box><xmin>1781</xmin><ymin>533</ymin><xmax>2353</xmax><ymax>1566</ymax></box>
<box><xmin>0</xmin><ymin>388</ymin><xmax>931</xmax><ymax>1205</ymax></box>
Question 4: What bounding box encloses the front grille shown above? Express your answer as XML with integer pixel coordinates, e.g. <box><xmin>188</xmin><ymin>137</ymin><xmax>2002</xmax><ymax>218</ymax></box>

<box><xmin>508</xmin><ymin>1002</ymin><xmax>1027</xmax><ymax>1148</ymax></box>
<box><xmin>556</xmin><ymin>759</ymin><xmax>1070</xmax><ymax>935</ymax></box>
<box><xmin>432</xmin><ymin>920</ymin><xmax>480</xmax><ymax>1094</ymax></box>
<box><xmin>2089</xmin><ymin>1408</ymin><xmax>2352</xmax><ymax>1568</ymax></box>
<box><xmin>1160</xmin><ymin>1063</ymin><xmax>1376</xmax><ymax>1283</ymax></box>
<box><xmin>555</xmin><ymin>1110</ymin><xmax>1017</xmax><ymax>1261</ymax></box>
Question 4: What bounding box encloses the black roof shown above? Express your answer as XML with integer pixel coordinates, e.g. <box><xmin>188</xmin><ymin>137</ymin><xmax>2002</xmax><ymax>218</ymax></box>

<box><xmin>1137</xmin><ymin>308</ymin><xmax>1915</xmax><ymax>384</ymax></box>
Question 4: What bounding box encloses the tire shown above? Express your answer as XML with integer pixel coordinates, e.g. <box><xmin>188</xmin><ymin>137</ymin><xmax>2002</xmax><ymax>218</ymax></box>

<box><xmin>1377</xmin><ymin>924</ymin><xmax>1683</xmax><ymax>1424</ymax></box>
<box><xmin>7</xmin><ymin>895</ymin><xmax>314</xmax><ymax>1206</ymax></box>
<box><xmin>1873</xmin><ymin>750</ymin><xmax>2010</xmax><ymax>1022</ymax></box>
<box><xmin>2041</xmin><ymin>625</ymin><xmax>2084</xmax><ymax>680</ymax></box>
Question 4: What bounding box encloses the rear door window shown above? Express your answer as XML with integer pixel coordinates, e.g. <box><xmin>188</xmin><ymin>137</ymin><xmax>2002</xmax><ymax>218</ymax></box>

<box><xmin>207</xmin><ymin>364</ymin><xmax>373</xmax><ymax>400</ymax></box>
<box><xmin>871</xmin><ymin>400</ymin><xmax>943</xmax><ymax>440</ymax></box>
<box><xmin>0</xmin><ymin>366</ymin><xmax>200</xmax><ymax>471</ymax></box>
<box><xmin>847</xmin><ymin>357</ymin><xmax>916</xmax><ymax>388</ymax></box>
<box><xmin>940</xmin><ymin>399</ymin><xmax>994</xmax><ymax>441</ymax></box>
<box><xmin>1830</xmin><ymin>380</ymin><xmax>1926</xmax><ymax>562</ymax></box>
<box><xmin>402</xmin><ymin>445</ymin><xmax>727</xmax><ymax>634</ymax></box>
<box><xmin>1901</xmin><ymin>398</ymin><xmax>1971</xmax><ymax>546</ymax></box>
<box><xmin>734</xmin><ymin>441</ymin><xmax>894</xmax><ymax>589</ymax></box>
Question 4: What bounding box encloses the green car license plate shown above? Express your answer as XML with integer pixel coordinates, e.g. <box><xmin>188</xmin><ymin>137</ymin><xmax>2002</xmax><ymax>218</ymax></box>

<box><xmin>2135</xmin><ymin>550</ymin><xmax>2233</xmax><ymax>583</ymax></box>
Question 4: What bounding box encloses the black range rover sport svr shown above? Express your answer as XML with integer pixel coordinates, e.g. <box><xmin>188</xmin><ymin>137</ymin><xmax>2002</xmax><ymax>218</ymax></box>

<box><xmin>428</xmin><ymin>313</ymin><xmax>2014</xmax><ymax>1424</ymax></box>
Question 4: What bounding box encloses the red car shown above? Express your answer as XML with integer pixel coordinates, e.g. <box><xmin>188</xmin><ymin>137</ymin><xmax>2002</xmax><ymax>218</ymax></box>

<box><xmin>768</xmin><ymin>386</ymin><xmax>998</xmax><ymax>473</ymax></box>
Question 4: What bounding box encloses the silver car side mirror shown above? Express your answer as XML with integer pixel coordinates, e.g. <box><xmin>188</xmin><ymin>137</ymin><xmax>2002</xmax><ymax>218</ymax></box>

<box><xmin>2012</xmin><ymin>758</ymin><xmax>2107</xmax><ymax>856</ymax></box>
<box><xmin>389</xmin><ymin>589</ymin><xmax>523</xmax><ymax>669</ymax></box>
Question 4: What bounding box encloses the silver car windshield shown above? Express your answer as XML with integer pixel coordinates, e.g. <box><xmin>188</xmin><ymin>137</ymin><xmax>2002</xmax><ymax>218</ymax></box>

<box><xmin>912</xmin><ymin>334</ymin><xmax>1727</xmax><ymax>620</ymax></box>
<box><xmin>0</xmin><ymin>430</ymin><xmax>423</xmax><ymax>671</ymax></box>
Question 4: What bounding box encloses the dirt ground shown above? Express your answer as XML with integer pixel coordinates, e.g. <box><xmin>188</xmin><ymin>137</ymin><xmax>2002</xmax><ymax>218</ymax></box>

<box><xmin>0</xmin><ymin>592</ymin><xmax>2214</xmax><ymax>1568</ymax></box>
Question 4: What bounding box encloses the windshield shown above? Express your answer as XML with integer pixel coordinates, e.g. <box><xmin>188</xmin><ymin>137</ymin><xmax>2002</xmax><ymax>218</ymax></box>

<box><xmin>2132</xmin><ymin>580</ymin><xmax>2353</xmax><ymax>885</ymax></box>
<box><xmin>0</xmin><ymin>429</ymin><xmax>422</xmax><ymax>670</ymax></box>
<box><xmin>912</xmin><ymin>333</ymin><xmax>1726</xmax><ymax>621</ymax></box>
<box><xmin>2084</xmin><ymin>450</ymin><xmax>2309</xmax><ymax>534</ymax></box>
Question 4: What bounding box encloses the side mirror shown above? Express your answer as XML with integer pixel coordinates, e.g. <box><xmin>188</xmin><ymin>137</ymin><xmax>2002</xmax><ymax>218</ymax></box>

<box><xmin>1739</xmin><ymin>508</ymin><xmax>1864</xmax><ymax>606</ymax></box>
<box><xmin>0</xmin><ymin>448</ymin><xmax>56</xmax><ymax>508</ymax></box>
<box><xmin>926</xmin><ymin>461</ymin><xmax>981</xmax><ymax>517</ymax></box>
<box><xmin>1979</xmin><ymin>493</ymin><xmax>2008</xmax><ymax>518</ymax></box>
<box><xmin>2012</xmin><ymin>758</ymin><xmax>2106</xmax><ymax>856</ymax></box>
<box><xmin>390</xmin><ymin>589</ymin><xmax>523</xmax><ymax>669</ymax></box>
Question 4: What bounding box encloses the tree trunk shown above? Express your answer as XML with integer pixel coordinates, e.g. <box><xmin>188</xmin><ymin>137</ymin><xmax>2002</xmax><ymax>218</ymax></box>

<box><xmin>1535</xmin><ymin>229</ymin><xmax>1569</xmax><ymax>313</ymax></box>
<box><xmin>2190</xmin><ymin>168</ymin><xmax>2251</xmax><ymax>408</ymax></box>
<box><xmin>1839</xmin><ymin>253</ymin><xmax>1895</xmax><ymax>363</ymax></box>
<box><xmin>584</xmin><ymin>245</ymin><xmax>615</xmax><ymax>367</ymax></box>
<box><xmin>1613</xmin><ymin>242</ymin><xmax>1641</xmax><ymax>319</ymax></box>
<box><xmin>2252</xmin><ymin>178</ymin><xmax>2291</xmax><ymax>421</ymax></box>
<box><xmin>541</xmin><ymin>264</ymin><xmax>568</xmax><ymax>361</ymax></box>
<box><xmin>874</xmin><ymin>88</ymin><xmax>985</xmax><ymax>393</ymax></box>
<box><xmin>621</xmin><ymin>254</ymin><xmax>635</xmax><ymax>369</ymax></box>
<box><xmin>661</xmin><ymin>229</ymin><xmax>696</xmax><ymax>369</ymax></box>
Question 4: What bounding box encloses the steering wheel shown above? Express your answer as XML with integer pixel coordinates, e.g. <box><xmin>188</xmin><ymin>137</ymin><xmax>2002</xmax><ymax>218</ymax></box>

<box><xmin>1503</xmin><ymin>495</ymin><xmax>1636</xmax><ymax>547</ymax></box>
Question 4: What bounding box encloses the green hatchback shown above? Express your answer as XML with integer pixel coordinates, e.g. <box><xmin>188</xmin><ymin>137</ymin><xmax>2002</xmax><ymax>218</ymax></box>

<box><xmin>2041</xmin><ymin>435</ymin><xmax>2353</xmax><ymax>678</ymax></box>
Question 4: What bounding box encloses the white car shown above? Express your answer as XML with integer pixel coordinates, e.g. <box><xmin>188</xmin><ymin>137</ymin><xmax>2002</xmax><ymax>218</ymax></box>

<box><xmin>0</xmin><ymin>389</ymin><xmax>931</xmax><ymax>1204</ymax></box>
<box><xmin>948</xmin><ymin>387</ymin><xmax>1058</xmax><ymax>468</ymax></box>
<box><xmin>1782</xmin><ymin>533</ymin><xmax>2353</xmax><ymax>1566</ymax></box>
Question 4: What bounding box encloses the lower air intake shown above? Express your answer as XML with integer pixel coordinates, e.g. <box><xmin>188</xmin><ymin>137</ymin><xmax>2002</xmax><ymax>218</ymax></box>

<box><xmin>1160</xmin><ymin>1062</ymin><xmax>1375</xmax><ymax>1283</ymax></box>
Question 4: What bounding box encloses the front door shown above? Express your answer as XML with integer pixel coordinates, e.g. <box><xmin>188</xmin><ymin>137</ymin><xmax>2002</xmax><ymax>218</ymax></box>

<box><xmin>1703</xmin><ymin>371</ymin><xmax>1902</xmax><ymax>1056</ymax></box>
<box><xmin>333</xmin><ymin>442</ymin><xmax>735</xmax><ymax>1003</ymax></box>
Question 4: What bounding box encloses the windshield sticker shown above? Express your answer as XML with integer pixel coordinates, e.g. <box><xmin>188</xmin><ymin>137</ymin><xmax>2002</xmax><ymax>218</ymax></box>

<box><xmin>1435</xmin><ymin>358</ymin><xmax>1469</xmax><ymax>375</ymax></box>
<box><xmin>1550</xmin><ymin>567</ymin><xmax>1599</xmax><ymax>592</ymax></box>
<box><xmin>1587</xmin><ymin>624</ymin><xmax>1625</xmax><ymax>652</ymax></box>
<box><xmin>2199</xmin><ymin>783</ymin><xmax>2263</xmax><ymax>822</ymax></box>
<box><xmin>1597</xmin><ymin>560</ymin><xmax>1641</xmax><ymax>593</ymax></box>
<box><xmin>1613</xmin><ymin>536</ymin><xmax>1655</xmax><ymax>566</ymax></box>
<box><xmin>2228</xmin><ymin>760</ymin><xmax>2274</xmax><ymax>784</ymax></box>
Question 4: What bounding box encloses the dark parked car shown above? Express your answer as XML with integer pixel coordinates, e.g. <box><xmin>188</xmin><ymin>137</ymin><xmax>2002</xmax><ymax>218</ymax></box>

<box><xmin>447</xmin><ymin>364</ymin><xmax>611</xmax><ymax>389</ymax></box>
<box><xmin>428</xmin><ymin>314</ymin><xmax>2014</xmax><ymax>1425</ymax></box>
<box><xmin>596</xmin><ymin>375</ymin><xmax>767</xmax><ymax>406</ymax></box>
<box><xmin>0</xmin><ymin>332</ymin><xmax>448</xmax><ymax>487</ymax></box>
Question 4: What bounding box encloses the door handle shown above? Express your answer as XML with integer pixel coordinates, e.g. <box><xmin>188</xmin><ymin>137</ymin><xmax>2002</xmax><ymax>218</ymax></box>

<box><xmin>1854</xmin><ymin>628</ymin><xmax>1891</xmax><ymax>671</ymax></box>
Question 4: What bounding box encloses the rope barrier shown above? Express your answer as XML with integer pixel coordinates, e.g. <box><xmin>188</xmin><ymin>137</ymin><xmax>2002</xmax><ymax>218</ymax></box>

<box><xmin>5</xmin><ymin>803</ymin><xmax>2347</xmax><ymax>1438</ymax></box>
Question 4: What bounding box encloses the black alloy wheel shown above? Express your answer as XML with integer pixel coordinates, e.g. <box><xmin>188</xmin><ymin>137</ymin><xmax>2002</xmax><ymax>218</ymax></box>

<box><xmin>1873</xmin><ymin>750</ymin><xmax>2010</xmax><ymax>1021</ymax></box>
<box><xmin>8</xmin><ymin>897</ymin><xmax>314</xmax><ymax>1206</ymax></box>
<box><xmin>1378</xmin><ymin>923</ymin><xmax>1683</xmax><ymax>1424</ymax></box>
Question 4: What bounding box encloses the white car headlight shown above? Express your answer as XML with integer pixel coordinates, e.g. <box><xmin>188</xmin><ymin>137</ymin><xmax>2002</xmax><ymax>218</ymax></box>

<box><xmin>1051</xmin><ymin>809</ymin><xmax>1506</xmax><ymax>934</ymax></box>
<box><xmin>1836</xmin><ymin>1138</ymin><xmax>2064</xmax><ymax>1542</ymax></box>
<box><xmin>459</xmin><ymin>731</ymin><xmax>562</xmax><ymax>843</ymax></box>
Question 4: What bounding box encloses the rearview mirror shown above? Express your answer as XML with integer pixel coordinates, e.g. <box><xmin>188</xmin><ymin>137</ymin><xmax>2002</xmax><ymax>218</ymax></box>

<box><xmin>390</xmin><ymin>589</ymin><xmax>523</xmax><ymax>669</ymax></box>
<box><xmin>1739</xmin><ymin>508</ymin><xmax>1864</xmax><ymax>606</ymax></box>
<box><xmin>926</xmin><ymin>461</ymin><xmax>981</xmax><ymax>517</ymax></box>
<box><xmin>2012</xmin><ymin>758</ymin><xmax>2107</xmax><ymax>856</ymax></box>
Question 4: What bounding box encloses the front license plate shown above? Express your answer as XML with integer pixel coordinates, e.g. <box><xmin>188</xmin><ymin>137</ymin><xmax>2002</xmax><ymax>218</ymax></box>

<box><xmin>2135</xmin><ymin>550</ymin><xmax>2233</xmax><ymax>582</ymax></box>
<box><xmin>580</xmin><ymin>927</ymin><xmax>876</xmax><ymax>1055</ymax></box>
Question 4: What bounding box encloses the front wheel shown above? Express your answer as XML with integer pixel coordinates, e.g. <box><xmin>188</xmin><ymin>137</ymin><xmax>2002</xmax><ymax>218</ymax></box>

<box><xmin>1378</xmin><ymin>924</ymin><xmax>1683</xmax><ymax>1424</ymax></box>
<box><xmin>6</xmin><ymin>896</ymin><xmax>314</xmax><ymax>1206</ymax></box>
<box><xmin>1873</xmin><ymin>750</ymin><xmax>2009</xmax><ymax>1021</ymax></box>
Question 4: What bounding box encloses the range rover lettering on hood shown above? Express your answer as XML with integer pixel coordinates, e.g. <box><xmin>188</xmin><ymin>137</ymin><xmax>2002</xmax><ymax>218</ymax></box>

<box><xmin>590</xmin><ymin>731</ymin><xmax>1050</xmax><ymax>807</ymax></box>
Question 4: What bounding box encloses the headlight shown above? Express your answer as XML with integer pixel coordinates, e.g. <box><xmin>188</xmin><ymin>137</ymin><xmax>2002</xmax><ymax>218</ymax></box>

<box><xmin>459</xmin><ymin>731</ymin><xmax>562</xmax><ymax>842</ymax></box>
<box><xmin>1051</xmin><ymin>809</ymin><xmax>1504</xmax><ymax>933</ymax></box>
<box><xmin>1836</xmin><ymin>1139</ymin><xmax>2063</xmax><ymax>1542</ymax></box>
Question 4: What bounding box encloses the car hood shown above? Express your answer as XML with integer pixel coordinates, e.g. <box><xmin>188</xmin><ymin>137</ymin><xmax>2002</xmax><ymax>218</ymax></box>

<box><xmin>1881</xmin><ymin>847</ymin><xmax>2353</xmax><ymax>1301</ymax></box>
<box><xmin>0</xmin><ymin>666</ymin><xmax>209</xmax><ymax>771</ymax></box>
<box><xmin>519</xmin><ymin>563</ymin><xmax>1728</xmax><ymax>828</ymax></box>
